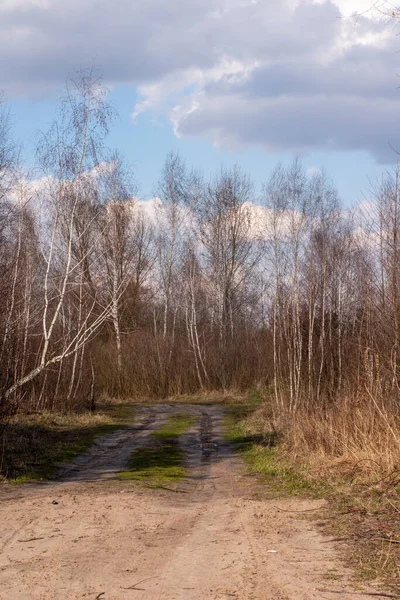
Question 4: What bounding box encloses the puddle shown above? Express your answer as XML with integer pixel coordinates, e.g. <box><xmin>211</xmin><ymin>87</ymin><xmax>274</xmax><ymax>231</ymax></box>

<box><xmin>200</xmin><ymin>413</ymin><xmax>218</xmax><ymax>463</ymax></box>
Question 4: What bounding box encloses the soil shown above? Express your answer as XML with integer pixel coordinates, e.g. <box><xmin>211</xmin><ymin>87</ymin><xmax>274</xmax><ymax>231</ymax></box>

<box><xmin>0</xmin><ymin>404</ymin><xmax>394</xmax><ymax>600</ymax></box>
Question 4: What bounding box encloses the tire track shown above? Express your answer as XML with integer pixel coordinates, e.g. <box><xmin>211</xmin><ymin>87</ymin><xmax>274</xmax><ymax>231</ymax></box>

<box><xmin>58</xmin><ymin>410</ymin><xmax>166</xmax><ymax>482</ymax></box>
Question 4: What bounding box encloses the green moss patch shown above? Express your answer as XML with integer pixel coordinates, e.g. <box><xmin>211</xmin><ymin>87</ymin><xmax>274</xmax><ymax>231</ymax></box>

<box><xmin>152</xmin><ymin>413</ymin><xmax>197</xmax><ymax>441</ymax></box>
<box><xmin>119</xmin><ymin>444</ymin><xmax>186</xmax><ymax>487</ymax></box>
<box><xmin>119</xmin><ymin>412</ymin><xmax>197</xmax><ymax>487</ymax></box>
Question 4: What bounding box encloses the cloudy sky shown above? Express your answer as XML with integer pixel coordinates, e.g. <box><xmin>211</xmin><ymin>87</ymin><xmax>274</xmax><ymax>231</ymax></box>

<box><xmin>1</xmin><ymin>0</ymin><xmax>399</xmax><ymax>204</ymax></box>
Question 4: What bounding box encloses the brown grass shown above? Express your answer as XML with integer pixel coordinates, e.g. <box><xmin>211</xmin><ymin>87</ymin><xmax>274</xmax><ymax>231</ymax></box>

<box><xmin>245</xmin><ymin>395</ymin><xmax>400</xmax><ymax>485</ymax></box>
<box><xmin>100</xmin><ymin>390</ymin><xmax>251</xmax><ymax>405</ymax></box>
<box><xmin>285</xmin><ymin>400</ymin><xmax>400</xmax><ymax>486</ymax></box>
<box><xmin>240</xmin><ymin>394</ymin><xmax>400</xmax><ymax>592</ymax></box>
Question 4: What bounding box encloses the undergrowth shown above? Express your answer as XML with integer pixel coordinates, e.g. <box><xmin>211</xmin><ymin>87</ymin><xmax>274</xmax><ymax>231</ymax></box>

<box><xmin>225</xmin><ymin>397</ymin><xmax>400</xmax><ymax>594</ymax></box>
<box><xmin>225</xmin><ymin>407</ymin><xmax>329</xmax><ymax>498</ymax></box>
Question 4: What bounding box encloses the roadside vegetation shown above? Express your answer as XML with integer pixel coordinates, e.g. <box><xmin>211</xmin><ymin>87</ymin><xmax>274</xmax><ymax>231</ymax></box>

<box><xmin>226</xmin><ymin>396</ymin><xmax>400</xmax><ymax>594</ymax></box>
<box><xmin>119</xmin><ymin>413</ymin><xmax>197</xmax><ymax>488</ymax></box>
<box><xmin>225</xmin><ymin>406</ymin><xmax>328</xmax><ymax>498</ymax></box>
<box><xmin>0</xmin><ymin>403</ymin><xmax>135</xmax><ymax>483</ymax></box>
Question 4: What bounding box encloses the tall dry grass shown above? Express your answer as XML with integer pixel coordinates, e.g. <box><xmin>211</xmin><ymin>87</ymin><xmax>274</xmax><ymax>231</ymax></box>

<box><xmin>247</xmin><ymin>393</ymin><xmax>400</xmax><ymax>485</ymax></box>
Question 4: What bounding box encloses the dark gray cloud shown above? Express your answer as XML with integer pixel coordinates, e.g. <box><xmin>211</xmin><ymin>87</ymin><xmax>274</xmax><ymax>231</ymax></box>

<box><xmin>0</xmin><ymin>0</ymin><xmax>338</xmax><ymax>91</ymax></box>
<box><xmin>0</xmin><ymin>0</ymin><xmax>218</xmax><ymax>92</ymax></box>
<box><xmin>0</xmin><ymin>0</ymin><xmax>399</xmax><ymax>161</ymax></box>
<box><xmin>174</xmin><ymin>93</ymin><xmax>400</xmax><ymax>162</ymax></box>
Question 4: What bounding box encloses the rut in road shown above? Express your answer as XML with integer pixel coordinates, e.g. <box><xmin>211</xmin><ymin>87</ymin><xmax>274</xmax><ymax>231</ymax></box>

<box><xmin>0</xmin><ymin>404</ymin><xmax>393</xmax><ymax>600</ymax></box>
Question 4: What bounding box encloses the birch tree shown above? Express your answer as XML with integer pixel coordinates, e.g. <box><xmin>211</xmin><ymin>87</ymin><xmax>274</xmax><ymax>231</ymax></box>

<box><xmin>99</xmin><ymin>153</ymin><xmax>138</xmax><ymax>381</ymax></box>
<box><xmin>196</xmin><ymin>166</ymin><xmax>257</xmax><ymax>385</ymax></box>
<box><xmin>1</xmin><ymin>70</ymin><xmax>114</xmax><ymax>407</ymax></box>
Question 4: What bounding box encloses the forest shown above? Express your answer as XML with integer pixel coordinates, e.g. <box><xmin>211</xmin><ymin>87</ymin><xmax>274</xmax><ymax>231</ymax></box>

<box><xmin>1</xmin><ymin>71</ymin><xmax>399</xmax><ymax>473</ymax></box>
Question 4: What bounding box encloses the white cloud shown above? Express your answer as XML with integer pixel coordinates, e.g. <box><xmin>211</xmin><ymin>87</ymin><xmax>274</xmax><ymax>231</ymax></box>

<box><xmin>138</xmin><ymin>197</ymin><xmax>162</xmax><ymax>223</ymax></box>
<box><xmin>306</xmin><ymin>167</ymin><xmax>322</xmax><ymax>177</ymax></box>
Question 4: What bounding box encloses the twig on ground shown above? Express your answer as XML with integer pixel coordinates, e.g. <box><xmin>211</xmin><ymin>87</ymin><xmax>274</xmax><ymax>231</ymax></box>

<box><xmin>120</xmin><ymin>576</ymin><xmax>158</xmax><ymax>590</ymax></box>
<box><xmin>321</xmin><ymin>537</ymin><xmax>350</xmax><ymax>543</ymax></box>
<box><xmin>273</xmin><ymin>505</ymin><xmax>320</xmax><ymax>513</ymax></box>
<box><xmin>120</xmin><ymin>587</ymin><xmax>145</xmax><ymax>591</ymax></box>
<box><xmin>157</xmin><ymin>485</ymin><xmax>187</xmax><ymax>493</ymax></box>
<box><xmin>386</xmin><ymin>498</ymin><xmax>400</xmax><ymax>514</ymax></box>
<box><xmin>317</xmin><ymin>589</ymin><xmax>398</xmax><ymax>598</ymax></box>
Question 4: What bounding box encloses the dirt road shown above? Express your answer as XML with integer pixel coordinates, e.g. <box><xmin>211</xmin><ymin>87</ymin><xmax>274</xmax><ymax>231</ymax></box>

<box><xmin>0</xmin><ymin>405</ymin><xmax>391</xmax><ymax>599</ymax></box>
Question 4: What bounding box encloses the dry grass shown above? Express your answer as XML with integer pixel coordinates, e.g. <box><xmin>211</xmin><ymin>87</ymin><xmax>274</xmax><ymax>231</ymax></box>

<box><xmin>283</xmin><ymin>400</ymin><xmax>400</xmax><ymax>486</ymax></box>
<box><xmin>161</xmin><ymin>390</ymin><xmax>251</xmax><ymax>405</ymax></box>
<box><xmin>238</xmin><ymin>394</ymin><xmax>400</xmax><ymax>592</ymax></box>
<box><xmin>100</xmin><ymin>390</ymin><xmax>252</xmax><ymax>405</ymax></box>
<box><xmin>7</xmin><ymin>410</ymin><xmax>115</xmax><ymax>428</ymax></box>
<box><xmin>244</xmin><ymin>395</ymin><xmax>400</xmax><ymax>485</ymax></box>
<box><xmin>320</xmin><ymin>489</ymin><xmax>400</xmax><ymax>591</ymax></box>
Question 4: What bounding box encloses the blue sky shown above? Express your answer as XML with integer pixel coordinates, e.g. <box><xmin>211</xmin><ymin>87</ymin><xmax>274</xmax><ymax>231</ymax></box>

<box><xmin>2</xmin><ymin>0</ymin><xmax>397</xmax><ymax>207</ymax></box>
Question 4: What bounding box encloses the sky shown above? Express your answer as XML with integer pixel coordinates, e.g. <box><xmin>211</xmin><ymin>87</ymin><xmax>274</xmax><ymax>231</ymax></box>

<box><xmin>1</xmin><ymin>0</ymin><xmax>399</xmax><ymax>206</ymax></box>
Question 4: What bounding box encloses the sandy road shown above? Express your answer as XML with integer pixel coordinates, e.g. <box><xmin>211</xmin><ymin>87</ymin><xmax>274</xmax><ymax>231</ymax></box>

<box><xmin>0</xmin><ymin>405</ymin><xmax>392</xmax><ymax>600</ymax></box>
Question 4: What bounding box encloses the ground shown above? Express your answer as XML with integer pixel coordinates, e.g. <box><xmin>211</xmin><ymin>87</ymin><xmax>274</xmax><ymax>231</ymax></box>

<box><xmin>0</xmin><ymin>404</ymin><xmax>395</xmax><ymax>600</ymax></box>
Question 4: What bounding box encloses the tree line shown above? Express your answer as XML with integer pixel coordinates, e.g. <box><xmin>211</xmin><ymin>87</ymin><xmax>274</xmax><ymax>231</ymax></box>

<box><xmin>1</xmin><ymin>72</ymin><xmax>399</xmax><ymax>427</ymax></box>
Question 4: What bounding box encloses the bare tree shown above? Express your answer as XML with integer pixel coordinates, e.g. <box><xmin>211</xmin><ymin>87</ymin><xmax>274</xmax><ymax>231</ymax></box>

<box><xmin>195</xmin><ymin>166</ymin><xmax>258</xmax><ymax>385</ymax></box>
<box><xmin>99</xmin><ymin>153</ymin><xmax>138</xmax><ymax>381</ymax></box>
<box><xmin>1</xmin><ymin>70</ymin><xmax>115</xmax><ymax>407</ymax></box>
